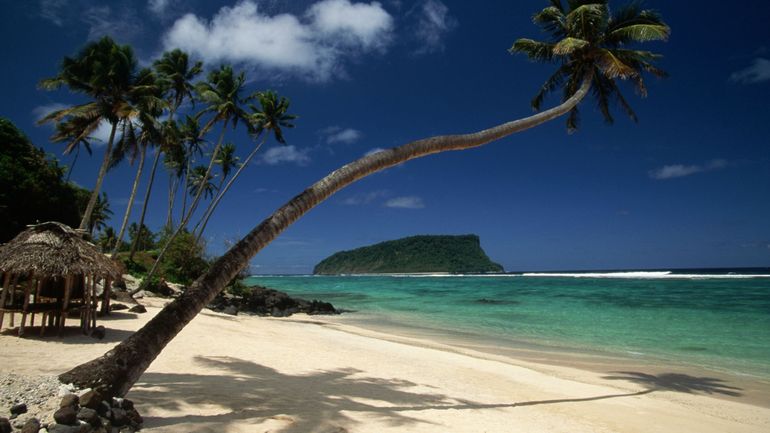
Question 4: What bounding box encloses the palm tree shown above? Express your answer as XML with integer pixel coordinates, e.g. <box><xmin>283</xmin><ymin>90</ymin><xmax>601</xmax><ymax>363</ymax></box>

<box><xmin>129</xmin><ymin>50</ymin><xmax>203</xmax><ymax>260</ymax></box>
<box><xmin>177</xmin><ymin>115</ymin><xmax>207</xmax><ymax>220</ymax></box>
<box><xmin>110</xmin><ymin>75</ymin><xmax>165</xmax><ymax>258</ymax></box>
<box><xmin>87</xmin><ymin>192</ymin><xmax>112</xmax><ymax>237</ymax></box>
<box><xmin>61</xmin><ymin>1</ymin><xmax>669</xmax><ymax>397</ymax></box>
<box><xmin>163</xmin><ymin>132</ymin><xmax>186</xmax><ymax>228</ymax></box>
<box><xmin>186</xmin><ymin>165</ymin><xmax>217</xmax><ymax>202</ymax></box>
<box><xmin>191</xmin><ymin>142</ymin><xmax>238</xmax><ymax>236</ymax></box>
<box><xmin>194</xmin><ymin>91</ymin><xmax>296</xmax><ymax>239</ymax></box>
<box><xmin>39</xmin><ymin>36</ymin><xmax>141</xmax><ymax>231</ymax></box>
<box><xmin>137</xmin><ymin>65</ymin><xmax>250</xmax><ymax>291</ymax></box>
<box><xmin>96</xmin><ymin>227</ymin><xmax>118</xmax><ymax>252</ymax></box>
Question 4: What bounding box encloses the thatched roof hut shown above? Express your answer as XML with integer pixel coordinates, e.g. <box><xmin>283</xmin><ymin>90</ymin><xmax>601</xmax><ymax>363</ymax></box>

<box><xmin>0</xmin><ymin>221</ymin><xmax>121</xmax><ymax>336</ymax></box>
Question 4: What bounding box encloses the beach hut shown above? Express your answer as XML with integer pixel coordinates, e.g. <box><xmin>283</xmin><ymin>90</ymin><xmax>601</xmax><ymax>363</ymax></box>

<box><xmin>0</xmin><ymin>221</ymin><xmax>121</xmax><ymax>336</ymax></box>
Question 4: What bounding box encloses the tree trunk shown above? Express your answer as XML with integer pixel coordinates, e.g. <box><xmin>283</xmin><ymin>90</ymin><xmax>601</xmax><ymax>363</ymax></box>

<box><xmin>194</xmin><ymin>137</ymin><xmax>266</xmax><ymax>240</ymax></box>
<box><xmin>64</xmin><ymin>75</ymin><xmax>592</xmax><ymax>397</ymax></box>
<box><xmin>136</xmin><ymin>124</ymin><xmax>229</xmax><ymax>293</ymax></box>
<box><xmin>78</xmin><ymin>122</ymin><xmax>117</xmax><ymax>231</ymax></box>
<box><xmin>129</xmin><ymin>147</ymin><xmax>161</xmax><ymax>260</ymax></box>
<box><xmin>66</xmin><ymin>146</ymin><xmax>80</xmax><ymax>182</ymax></box>
<box><xmin>111</xmin><ymin>145</ymin><xmax>147</xmax><ymax>258</ymax></box>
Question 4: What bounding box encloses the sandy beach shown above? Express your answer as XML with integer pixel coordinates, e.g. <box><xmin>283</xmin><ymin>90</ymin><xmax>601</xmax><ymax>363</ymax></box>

<box><xmin>2</xmin><ymin>297</ymin><xmax>769</xmax><ymax>433</ymax></box>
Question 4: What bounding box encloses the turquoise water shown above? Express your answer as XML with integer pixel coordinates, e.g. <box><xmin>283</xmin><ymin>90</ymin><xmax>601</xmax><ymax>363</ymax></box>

<box><xmin>245</xmin><ymin>272</ymin><xmax>770</xmax><ymax>378</ymax></box>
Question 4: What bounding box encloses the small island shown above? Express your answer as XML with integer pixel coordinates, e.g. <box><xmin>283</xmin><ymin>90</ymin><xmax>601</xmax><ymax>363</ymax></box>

<box><xmin>313</xmin><ymin>234</ymin><xmax>504</xmax><ymax>275</ymax></box>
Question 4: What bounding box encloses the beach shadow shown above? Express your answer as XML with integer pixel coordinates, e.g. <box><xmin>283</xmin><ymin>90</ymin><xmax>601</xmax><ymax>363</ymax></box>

<box><xmin>129</xmin><ymin>358</ymin><xmax>746</xmax><ymax>432</ymax></box>
<box><xmin>131</xmin><ymin>355</ymin><xmax>451</xmax><ymax>432</ymax></box>
<box><xmin>2</xmin><ymin>325</ymin><xmax>135</xmax><ymax>344</ymax></box>
<box><xmin>602</xmin><ymin>371</ymin><xmax>743</xmax><ymax>397</ymax></box>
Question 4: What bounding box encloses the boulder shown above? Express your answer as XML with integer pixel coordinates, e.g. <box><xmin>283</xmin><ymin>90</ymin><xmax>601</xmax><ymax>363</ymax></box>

<box><xmin>60</xmin><ymin>394</ymin><xmax>79</xmax><ymax>408</ymax></box>
<box><xmin>209</xmin><ymin>285</ymin><xmax>339</xmax><ymax>317</ymax></box>
<box><xmin>21</xmin><ymin>418</ymin><xmax>41</xmax><ymax>433</ymax></box>
<box><xmin>53</xmin><ymin>406</ymin><xmax>77</xmax><ymax>425</ymax></box>
<box><xmin>223</xmin><ymin>305</ymin><xmax>238</xmax><ymax>316</ymax></box>
<box><xmin>128</xmin><ymin>305</ymin><xmax>146</xmax><ymax>314</ymax></box>
<box><xmin>90</xmin><ymin>326</ymin><xmax>106</xmax><ymax>340</ymax></box>
<box><xmin>0</xmin><ymin>418</ymin><xmax>10</xmax><ymax>433</ymax></box>
<box><xmin>109</xmin><ymin>303</ymin><xmax>129</xmax><ymax>312</ymax></box>
<box><xmin>77</xmin><ymin>408</ymin><xmax>100</xmax><ymax>427</ymax></box>
<box><xmin>78</xmin><ymin>390</ymin><xmax>103</xmax><ymax>410</ymax></box>
<box><xmin>10</xmin><ymin>403</ymin><xmax>28</xmax><ymax>416</ymax></box>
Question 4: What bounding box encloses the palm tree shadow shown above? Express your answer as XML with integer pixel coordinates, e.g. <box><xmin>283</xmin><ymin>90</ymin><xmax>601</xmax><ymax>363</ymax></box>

<box><xmin>130</xmin><ymin>355</ymin><xmax>452</xmax><ymax>432</ymax></box>
<box><xmin>602</xmin><ymin>371</ymin><xmax>743</xmax><ymax>397</ymax></box>
<box><xmin>129</xmin><ymin>358</ymin><xmax>745</xmax><ymax>432</ymax></box>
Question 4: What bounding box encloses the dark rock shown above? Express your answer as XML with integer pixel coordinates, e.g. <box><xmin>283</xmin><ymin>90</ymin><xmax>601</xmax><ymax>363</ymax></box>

<box><xmin>77</xmin><ymin>408</ymin><xmax>100</xmax><ymax>427</ymax></box>
<box><xmin>53</xmin><ymin>407</ymin><xmax>78</xmax><ymax>425</ymax></box>
<box><xmin>78</xmin><ymin>390</ymin><xmax>103</xmax><ymax>410</ymax></box>
<box><xmin>96</xmin><ymin>401</ymin><xmax>110</xmax><ymax>417</ymax></box>
<box><xmin>0</xmin><ymin>417</ymin><xmax>11</xmax><ymax>433</ymax></box>
<box><xmin>147</xmin><ymin>280</ymin><xmax>175</xmax><ymax>297</ymax></box>
<box><xmin>21</xmin><ymin>418</ymin><xmax>40</xmax><ymax>433</ymax></box>
<box><xmin>10</xmin><ymin>403</ymin><xmax>28</xmax><ymax>416</ymax></box>
<box><xmin>109</xmin><ymin>303</ymin><xmax>129</xmax><ymax>311</ymax></box>
<box><xmin>127</xmin><ymin>305</ymin><xmax>146</xmax><ymax>314</ymax></box>
<box><xmin>90</xmin><ymin>326</ymin><xmax>106</xmax><ymax>340</ymax></box>
<box><xmin>60</xmin><ymin>394</ymin><xmax>79</xmax><ymax>408</ymax></box>
<box><xmin>125</xmin><ymin>408</ymin><xmax>142</xmax><ymax>428</ymax></box>
<box><xmin>110</xmin><ymin>409</ymin><xmax>128</xmax><ymax>427</ymax></box>
<box><xmin>223</xmin><ymin>305</ymin><xmax>238</xmax><ymax>316</ymax></box>
<box><xmin>118</xmin><ymin>427</ymin><xmax>135</xmax><ymax>433</ymax></box>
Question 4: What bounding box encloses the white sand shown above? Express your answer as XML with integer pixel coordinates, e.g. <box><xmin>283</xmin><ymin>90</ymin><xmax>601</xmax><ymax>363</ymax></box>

<box><xmin>2</xmin><ymin>297</ymin><xmax>769</xmax><ymax>433</ymax></box>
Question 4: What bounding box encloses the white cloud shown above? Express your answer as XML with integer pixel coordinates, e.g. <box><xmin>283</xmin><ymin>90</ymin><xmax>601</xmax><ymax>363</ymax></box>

<box><xmin>649</xmin><ymin>159</ymin><xmax>727</xmax><ymax>180</ymax></box>
<box><xmin>261</xmin><ymin>145</ymin><xmax>311</xmax><ymax>165</ymax></box>
<box><xmin>413</xmin><ymin>0</ymin><xmax>456</xmax><ymax>54</ymax></box>
<box><xmin>148</xmin><ymin>0</ymin><xmax>173</xmax><ymax>16</ymax></box>
<box><xmin>731</xmin><ymin>58</ymin><xmax>770</xmax><ymax>84</ymax></box>
<box><xmin>321</xmin><ymin>126</ymin><xmax>362</xmax><ymax>144</ymax></box>
<box><xmin>82</xmin><ymin>5</ymin><xmax>143</xmax><ymax>41</ymax></box>
<box><xmin>162</xmin><ymin>0</ymin><xmax>393</xmax><ymax>81</ymax></box>
<box><xmin>340</xmin><ymin>190</ymin><xmax>388</xmax><ymax>205</ymax></box>
<box><xmin>384</xmin><ymin>196</ymin><xmax>425</xmax><ymax>209</ymax></box>
<box><xmin>40</xmin><ymin>0</ymin><xmax>68</xmax><ymax>26</ymax></box>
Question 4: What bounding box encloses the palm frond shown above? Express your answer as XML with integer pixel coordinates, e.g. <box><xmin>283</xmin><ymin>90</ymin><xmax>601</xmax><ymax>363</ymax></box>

<box><xmin>552</xmin><ymin>37</ymin><xmax>589</xmax><ymax>55</ymax></box>
<box><xmin>596</xmin><ymin>49</ymin><xmax>637</xmax><ymax>79</ymax></box>
<box><xmin>510</xmin><ymin>39</ymin><xmax>556</xmax><ymax>62</ymax></box>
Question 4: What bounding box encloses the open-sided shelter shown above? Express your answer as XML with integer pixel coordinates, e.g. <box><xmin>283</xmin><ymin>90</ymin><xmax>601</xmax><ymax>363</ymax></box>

<box><xmin>0</xmin><ymin>221</ymin><xmax>121</xmax><ymax>336</ymax></box>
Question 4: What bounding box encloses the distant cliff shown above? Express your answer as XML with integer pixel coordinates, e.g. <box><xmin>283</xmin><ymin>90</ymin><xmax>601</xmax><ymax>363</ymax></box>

<box><xmin>313</xmin><ymin>235</ymin><xmax>503</xmax><ymax>275</ymax></box>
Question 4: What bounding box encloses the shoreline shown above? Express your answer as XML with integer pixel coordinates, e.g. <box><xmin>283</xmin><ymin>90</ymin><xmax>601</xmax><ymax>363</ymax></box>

<box><xmin>2</xmin><ymin>297</ymin><xmax>769</xmax><ymax>432</ymax></box>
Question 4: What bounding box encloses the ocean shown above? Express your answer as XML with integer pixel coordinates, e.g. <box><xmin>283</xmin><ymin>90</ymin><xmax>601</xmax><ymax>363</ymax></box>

<box><xmin>245</xmin><ymin>269</ymin><xmax>770</xmax><ymax>378</ymax></box>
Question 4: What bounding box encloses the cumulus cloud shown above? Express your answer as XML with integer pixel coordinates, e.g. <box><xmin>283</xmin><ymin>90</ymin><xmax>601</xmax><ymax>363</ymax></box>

<box><xmin>162</xmin><ymin>0</ymin><xmax>393</xmax><ymax>81</ymax></box>
<box><xmin>413</xmin><ymin>0</ymin><xmax>457</xmax><ymax>54</ymax></box>
<box><xmin>321</xmin><ymin>126</ymin><xmax>362</xmax><ymax>144</ymax></box>
<box><xmin>384</xmin><ymin>196</ymin><xmax>425</xmax><ymax>209</ymax></box>
<box><xmin>261</xmin><ymin>145</ymin><xmax>311</xmax><ymax>165</ymax></box>
<box><xmin>649</xmin><ymin>159</ymin><xmax>727</xmax><ymax>180</ymax></box>
<box><xmin>340</xmin><ymin>190</ymin><xmax>389</xmax><ymax>205</ymax></box>
<box><xmin>731</xmin><ymin>58</ymin><xmax>770</xmax><ymax>84</ymax></box>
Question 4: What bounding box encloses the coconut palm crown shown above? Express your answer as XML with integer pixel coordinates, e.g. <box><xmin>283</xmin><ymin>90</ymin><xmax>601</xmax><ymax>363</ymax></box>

<box><xmin>247</xmin><ymin>90</ymin><xmax>297</xmax><ymax>144</ymax></box>
<box><xmin>510</xmin><ymin>0</ymin><xmax>670</xmax><ymax>132</ymax></box>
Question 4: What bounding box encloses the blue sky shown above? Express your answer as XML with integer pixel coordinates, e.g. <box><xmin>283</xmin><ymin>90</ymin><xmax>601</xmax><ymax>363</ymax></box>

<box><xmin>2</xmin><ymin>0</ymin><xmax>769</xmax><ymax>273</ymax></box>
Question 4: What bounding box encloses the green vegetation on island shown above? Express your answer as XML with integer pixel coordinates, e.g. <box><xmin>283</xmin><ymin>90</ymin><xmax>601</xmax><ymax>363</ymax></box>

<box><xmin>313</xmin><ymin>235</ymin><xmax>504</xmax><ymax>275</ymax></box>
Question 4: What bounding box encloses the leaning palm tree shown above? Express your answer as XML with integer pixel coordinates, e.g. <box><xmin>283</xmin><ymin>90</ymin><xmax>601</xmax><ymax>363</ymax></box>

<box><xmin>129</xmin><ymin>50</ymin><xmax>204</xmax><ymax>260</ymax></box>
<box><xmin>39</xmin><ymin>36</ymin><xmax>141</xmax><ymax>231</ymax></box>
<box><xmin>62</xmin><ymin>0</ymin><xmax>670</xmax><ymax>397</ymax></box>
<box><xmin>186</xmin><ymin>165</ymin><xmax>218</xmax><ymax>203</ymax></box>
<box><xmin>194</xmin><ymin>91</ymin><xmax>296</xmax><ymax>239</ymax></box>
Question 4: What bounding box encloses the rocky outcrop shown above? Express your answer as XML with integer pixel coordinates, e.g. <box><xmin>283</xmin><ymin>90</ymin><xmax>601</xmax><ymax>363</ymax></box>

<box><xmin>209</xmin><ymin>285</ymin><xmax>338</xmax><ymax>317</ymax></box>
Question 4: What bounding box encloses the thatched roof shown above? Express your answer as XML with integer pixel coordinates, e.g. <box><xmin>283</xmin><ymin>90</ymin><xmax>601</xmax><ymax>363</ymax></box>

<box><xmin>0</xmin><ymin>222</ymin><xmax>120</xmax><ymax>279</ymax></box>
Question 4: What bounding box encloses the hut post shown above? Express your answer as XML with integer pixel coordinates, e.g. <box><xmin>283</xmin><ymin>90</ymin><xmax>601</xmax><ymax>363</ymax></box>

<box><xmin>91</xmin><ymin>275</ymin><xmax>98</xmax><ymax>330</ymax></box>
<box><xmin>31</xmin><ymin>278</ymin><xmax>42</xmax><ymax>327</ymax></box>
<box><xmin>0</xmin><ymin>272</ymin><xmax>11</xmax><ymax>330</ymax></box>
<box><xmin>102</xmin><ymin>278</ymin><xmax>112</xmax><ymax>315</ymax></box>
<box><xmin>8</xmin><ymin>274</ymin><xmax>19</xmax><ymax>327</ymax></box>
<box><xmin>19</xmin><ymin>277</ymin><xmax>35</xmax><ymax>336</ymax></box>
<box><xmin>58</xmin><ymin>275</ymin><xmax>73</xmax><ymax>336</ymax></box>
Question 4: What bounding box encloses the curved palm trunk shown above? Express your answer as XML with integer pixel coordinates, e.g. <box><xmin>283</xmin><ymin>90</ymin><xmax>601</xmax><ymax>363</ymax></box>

<box><xmin>194</xmin><ymin>137</ymin><xmax>266</xmax><ymax>240</ymax></box>
<box><xmin>79</xmin><ymin>122</ymin><xmax>118</xmax><ymax>231</ymax></box>
<box><xmin>166</xmin><ymin>172</ymin><xmax>178</xmax><ymax>228</ymax></box>
<box><xmin>63</xmin><ymin>75</ymin><xmax>591</xmax><ymax>397</ymax></box>
<box><xmin>66</xmin><ymin>146</ymin><xmax>80</xmax><ymax>182</ymax></box>
<box><xmin>129</xmin><ymin>147</ymin><xmax>161</xmax><ymax>260</ymax></box>
<box><xmin>137</xmin><ymin>124</ymin><xmax>228</xmax><ymax>292</ymax></box>
<box><xmin>111</xmin><ymin>145</ymin><xmax>147</xmax><ymax>257</ymax></box>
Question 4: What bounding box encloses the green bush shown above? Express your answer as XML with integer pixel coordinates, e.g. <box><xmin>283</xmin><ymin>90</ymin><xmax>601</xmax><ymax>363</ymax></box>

<box><xmin>160</xmin><ymin>231</ymin><xmax>209</xmax><ymax>285</ymax></box>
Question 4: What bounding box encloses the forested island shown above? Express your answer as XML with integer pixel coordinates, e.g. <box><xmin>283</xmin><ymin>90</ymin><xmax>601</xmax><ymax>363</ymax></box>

<box><xmin>313</xmin><ymin>235</ymin><xmax>504</xmax><ymax>274</ymax></box>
